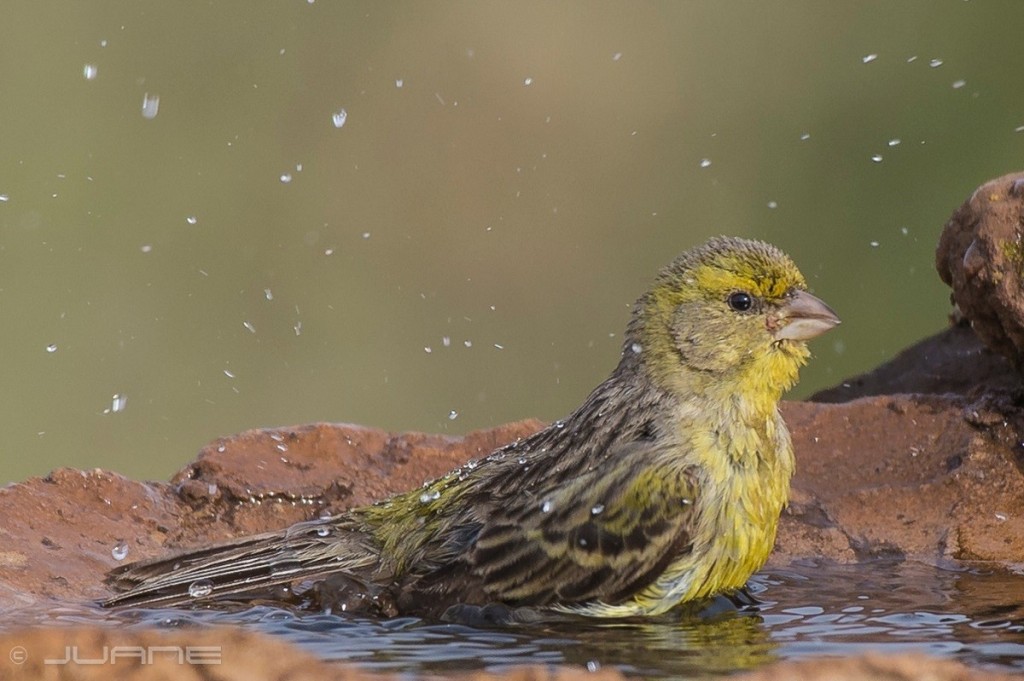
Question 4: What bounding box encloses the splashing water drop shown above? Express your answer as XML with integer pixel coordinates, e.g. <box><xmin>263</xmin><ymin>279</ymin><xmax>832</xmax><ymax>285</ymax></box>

<box><xmin>699</xmin><ymin>158</ymin><xmax>712</xmax><ymax>169</ymax></box>
<box><xmin>448</xmin><ymin>410</ymin><xmax>458</xmax><ymax>420</ymax></box>
<box><xmin>862</xmin><ymin>54</ymin><xmax>878</xmax><ymax>64</ymax></box>
<box><xmin>331</xmin><ymin>108</ymin><xmax>348</xmax><ymax>128</ymax></box>
<box><xmin>83</xmin><ymin>64</ymin><xmax>98</xmax><ymax>80</ymax></box>
<box><xmin>45</xmin><ymin>344</ymin><xmax>57</xmax><ymax>354</ymax></box>
<box><xmin>871</xmin><ymin>154</ymin><xmax>883</xmax><ymax>163</ymax></box>
<box><xmin>111</xmin><ymin>541</ymin><xmax>129</xmax><ymax>561</ymax></box>
<box><xmin>141</xmin><ymin>93</ymin><xmax>160</xmax><ymax>119</ymax></box>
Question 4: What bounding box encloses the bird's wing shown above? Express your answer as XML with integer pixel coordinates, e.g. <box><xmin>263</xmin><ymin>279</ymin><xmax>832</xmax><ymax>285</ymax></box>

<box><xmin>470</xmin><ymin>444</ymin><xmax>699</xmax><ymax>607</ymax></box>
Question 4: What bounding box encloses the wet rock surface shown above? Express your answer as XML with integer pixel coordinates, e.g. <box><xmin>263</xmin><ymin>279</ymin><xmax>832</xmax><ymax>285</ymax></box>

<box><xmin>5</xmin><ymin>174</ymin><xmax>1024</xmax><ymax>679</ymax></box>
<box><xmin>937</xmin><ymin>170</ymin><xmax>1024</xmax><ymax>369</ymax></box>
<box><xmin>0</xmin><ymin>627</ymin><xmax>1017</xmax><ymax>681</ymax></box>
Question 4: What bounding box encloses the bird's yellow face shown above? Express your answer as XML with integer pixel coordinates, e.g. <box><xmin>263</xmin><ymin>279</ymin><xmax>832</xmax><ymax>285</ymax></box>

<box><xmin>635</xmin><ymin>237</ymin><xmax>838</xmax><ymax>402</ymax></box>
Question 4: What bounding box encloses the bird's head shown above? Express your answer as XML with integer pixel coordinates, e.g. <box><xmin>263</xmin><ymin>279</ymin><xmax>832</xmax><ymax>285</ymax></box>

<box><xmin>627</xmin><ymin>236</ymin><xmax>839</xmax><ymax>401</ymax></box>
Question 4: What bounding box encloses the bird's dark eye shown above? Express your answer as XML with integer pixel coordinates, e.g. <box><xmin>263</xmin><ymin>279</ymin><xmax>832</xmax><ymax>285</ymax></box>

<box><xmin>727</xmin><ymin>291</ymin><xmax>754</xmax><ymax>312</ymax></box>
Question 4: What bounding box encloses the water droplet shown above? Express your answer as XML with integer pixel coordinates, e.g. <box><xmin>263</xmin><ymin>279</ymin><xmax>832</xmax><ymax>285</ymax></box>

<box><xmin>280</xmin><ymin>173</ymin><xmax>293</xmax><ymax>184</ymax></box>
<box><xmin>110</xmin><ymin>393</ymin><xmax>127</xmax><ymax>413</ymax></box>
<box><xmin>395</xmin><ymin>79</ymin><xmax>404</xmax><ymax>88</ymax></box>
<box><xmin>870</xmin><ymin>240</ymin><xmax>880</xmax><ymax>247</ymax></box>
<box><xmin>630</xmin><ymin>342</ymin><xmax>642</xmax><ymax>354</ymax></box>
<box><xmin>442</xmin><ymin>336</ymin><xmax>451</xmax><ymax>347</ymax></box>
<box><xmin>862</xmin><ymin>53</ymin><xmax>878</xmax><ymax>64</ymax></box>
<box><xmin>463</xmin><ymin>340</ymin><xmax>473</xmax><ymax>348</ymax></box>
<box><xmin>578</xmin><ymin>538</ymin><xmax>588</xmax><ymax>547</ymax></box>
<box><xmin>523</xmin><ymin>77</ymin><xmax>533</xmax><ymax>86</ymax></box>
<box><xmin>186</xmin><ymin>215</ymin><xmax>198</xmax><ymax>225</ymax></box>
<box><xmin>111</xmin><ymin>541</ymin><xmax>129</xmax><ymax>561</ymax></box>
<box><xmin>332</xmin><ymin>108</ymin><xmax>348</xmax><ymax>128</ymax></box>
<box><xmin>419</xmin><ymin>489</ymin><xmax>442</xmax><ymax>504</ymax></box>
<box><xmin>83</xmin><ymin>64</ymin><xmax>98</xmax><ymax>80</ymax></box>
<box><xmin>541</xmin><ymin>500</ymin><xmax>553</xmax><ymax>513</ymax></box>
<box><xmin>188</xmin><ymin>580</ymin><xmax>214</xmax><ymax>598</ymax></box>
<box><xmin>45</xmin><ymin>344</ymin><xmax>57</xmax><ymax>353</ymax></box>
<box><xmin>141</xmin><ymin>93</ymin><xmax>160</xmax><ymax>119</ymax></box>
<box><xmin>0</xmin><ymin>194</ymin><xmax>8</xmax><ymax>202</ymax></box>
<box><xmin>223</xmin><ymin>369</ymin><xmax>236</xmax><ymax>379</ymax></box>
<box><xmin>518</xmin><ymin>456</ymin><xmax>528</xmax><ymax>465</ymax></box>
<box><xmin>888</xmin><ymin>139</ymin><xmax>901</xmax><ymax>147</ymax></box>
<box><xmin>448</xmin><ymin>410</ymin><xmax>458</xmax><ymax>420</ymax></box>
<box><xmin>699</xmin><ymin>158</ymin><xmax>712</xmax><ymax>169</ymax></box>
<box><xmin>767</xmin><ymin>200</ymin><xmax>778</xmax><ymax>209</ymax></box>
<box><xmin>871</xmin><ymin>154</ymin><xmax>883</xmax><ymax>163</ymax></box>
<box><xmin>362</xmin><ymin>231</ymin><xmax>371</xmax><ymax>239</ymax></box>
<box><xmin>929</xmin><ymin>58</ymin><xmax>943</xmax><ymax>68</ymax></box>
<box><xmin>264</xmin><ymin>288</ymin><xmax>273</xmax><ymax>301</ymax></box>
<box><xmin>294</xmin><ymin>321</ymin><xmax>303</xmax><ymax>336</ymax></box>
<box><xmin>900</xmin><ymin>226</ymin><xmax>909</xmax><ymax>236</ymax></box>
<box><xmin>587</xmin><ymin>660</ymin><xmax>601</xmax><ymax>673</ymax></box>
<box><xmin>800</xmin><ymin>132</ymin><xmax>811</xmax><ymax>141</ymax></box>
<box><xmin>424</xmin><ymin>346</ymin><xmax>433</xmax><ymax>354</ymax></box>
<box><xmin>140</xmin><ymin>244</ymin><xmax>153</xmax><ymax>253</ymax></box>
<box><xmin>952</xmin><ymin>79</ymin><xmax>966</xmax><ymax>89</ymax></box>
<box><xmin>243</xmin><ymin>321</ymin><xmax>256</xmax><ymax>334</ymax></box>
<box><xmin>493</xmin><ymin>343</ymin><xmax>504</xmax><ymax>350</ymax></box>
<box><xmin>316</xmin><ymin>526</ymin><xmax>331</xmax><ymax>537</ymax></box>
<box><xmin>591</xmin><ymin>504</ymin><xmax>605</xmax><ymax>516</ymax></box>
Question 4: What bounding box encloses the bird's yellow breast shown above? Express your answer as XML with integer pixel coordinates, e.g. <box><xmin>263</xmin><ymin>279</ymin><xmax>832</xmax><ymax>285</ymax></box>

<box><xmin>566</xmin><ymin>409</ymin><xmax>794</xmax><ymax>619</ymax></box>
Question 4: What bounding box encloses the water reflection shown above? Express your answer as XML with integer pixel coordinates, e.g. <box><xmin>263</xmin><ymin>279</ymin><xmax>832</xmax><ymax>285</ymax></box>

<box><xmin>11</xmin><ymin>560</ymin><xmax>1024</xmax><ymax>678</ymax></box>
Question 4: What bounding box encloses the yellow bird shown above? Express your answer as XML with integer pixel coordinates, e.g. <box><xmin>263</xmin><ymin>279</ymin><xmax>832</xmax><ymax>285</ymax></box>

<box><xmin>105</xmin><ymin>236</ymin><xmax>839</xmax><ymax>620</ymax></box>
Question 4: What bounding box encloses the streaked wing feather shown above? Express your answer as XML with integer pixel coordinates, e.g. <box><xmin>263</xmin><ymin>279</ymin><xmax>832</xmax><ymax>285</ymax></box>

<box><xmin>471</xmin><ymin>443</ymin><xmax>699</xmax><ymax>607</ymax></box>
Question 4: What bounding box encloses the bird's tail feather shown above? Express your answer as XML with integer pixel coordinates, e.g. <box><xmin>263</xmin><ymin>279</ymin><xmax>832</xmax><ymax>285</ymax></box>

<box><xmin>102</xmin><ymin>519</ymin><xmax>379</xmax><ymax>608</ymax></box>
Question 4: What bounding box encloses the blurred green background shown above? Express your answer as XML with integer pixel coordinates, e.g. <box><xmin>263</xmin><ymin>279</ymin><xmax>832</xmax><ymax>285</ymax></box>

<box><xmin>1</xmin><ymin>1</ymin><xmax>1021</xmax><ymax>483</ymax></box>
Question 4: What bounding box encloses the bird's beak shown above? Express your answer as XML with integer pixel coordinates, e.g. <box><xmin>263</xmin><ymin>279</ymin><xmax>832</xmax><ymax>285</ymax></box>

<box><xmin>773</xmin><ymin>290</ymin><xmax>840</xmax><ymax>341</ymax></box>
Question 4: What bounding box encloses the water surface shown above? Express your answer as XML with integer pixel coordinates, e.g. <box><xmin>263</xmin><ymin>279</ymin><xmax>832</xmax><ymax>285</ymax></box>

<box><xmin>34</xmin><ymin>560</ymin><xmax>1024</xmax><ymax>678</ymax></box>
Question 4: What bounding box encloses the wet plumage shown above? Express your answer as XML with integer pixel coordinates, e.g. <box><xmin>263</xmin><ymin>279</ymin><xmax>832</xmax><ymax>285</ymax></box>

<box><xmin>104</xmin><ymin>236</ymin><xmax>839</xmax><ymax>619</ymax></box>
